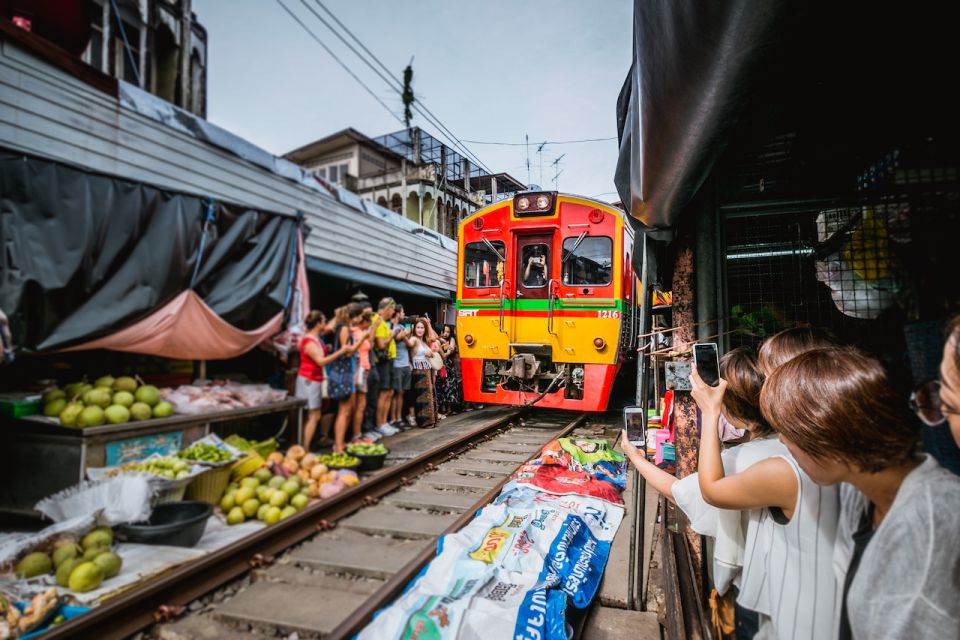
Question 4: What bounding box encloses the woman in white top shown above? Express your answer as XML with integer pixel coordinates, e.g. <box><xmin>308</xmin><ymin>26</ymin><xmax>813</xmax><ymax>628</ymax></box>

<box><xmin>407</xmin><ymin>317</ymin><xmax>439</xmax><ymax>428</ymax></box>
<box><xmin>764</xmin><ymin>347</ymin><xmax>960</xmax><ymax>640</ymax></box>
<box><xmin>690</xmin><ymin>347</ymin><xmax>840</xmax><ymax>640</ymax></box>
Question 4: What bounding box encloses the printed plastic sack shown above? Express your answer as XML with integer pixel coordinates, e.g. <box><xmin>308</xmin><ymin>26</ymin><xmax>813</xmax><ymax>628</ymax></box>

<box><xmin>507</xmin><ymin>462</ymin><xmax>625</xmax><ymax>505</ymax></box>
<box><xmin>539</xmin><ymin>438</ymin><xmax>627</xmax><ymax>491</ymax></box>
<box><xmin>361</xmin><ymin>489</ymin><xmax>623</xmax><ymax>639</ymax></box>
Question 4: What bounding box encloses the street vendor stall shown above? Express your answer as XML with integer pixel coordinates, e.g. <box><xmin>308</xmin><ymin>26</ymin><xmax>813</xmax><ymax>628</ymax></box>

<box><xmin>0</xmin><ymin>399</ymin><xmax>303</xmax><ymax>518</ymax></box>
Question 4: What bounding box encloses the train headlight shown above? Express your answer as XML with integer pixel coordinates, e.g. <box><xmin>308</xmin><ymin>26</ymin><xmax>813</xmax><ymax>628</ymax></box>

<box><xmin>516</xmin><ymin>196</ymin><xmax>531</xmax><ymax>211</ymax></box>
<box><xmin>536</xmin><ymin>195</ymin><xmax>550</xmax><ymax>209</ymax></box>
<box><xmin>464</xmin><ymin>334</ymin><xmax>475</xmax><ymax>346</ymax></box>
<box><xmin>593</xmin><ymin>337</ymin><xmax>606</xmax><ymax>350</ymax></box>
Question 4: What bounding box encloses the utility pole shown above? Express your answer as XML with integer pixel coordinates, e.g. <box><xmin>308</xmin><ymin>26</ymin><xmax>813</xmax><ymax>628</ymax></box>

<box><xmin>525</xmin><ymin>134</ymin><xmax>530</xmax><ymax>187</ymax></box>
<box><xmin>551</xmin><ymin>154</ymin><xmax>565</xmax><ymax>190</ymax></box>
<box><xmin>537</xmin><ymin>142</ymin><xmax>547</xmax><ymax>186</ymax></box>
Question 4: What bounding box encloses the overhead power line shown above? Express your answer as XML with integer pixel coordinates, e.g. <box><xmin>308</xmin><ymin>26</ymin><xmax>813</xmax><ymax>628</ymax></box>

<box><xmin>461</xmin><ymin>137</ymin><xmax>617</xmax><ymax>146</ymax></box>
<box><xmin>275</xmin><ymin>0</ymin><xmax>404</xmax><ymax>126</ymax></box>
<box><xmin>298</xmin><ymin>0</ymin><xmax>494</xmax><ymax>175</ymax></box>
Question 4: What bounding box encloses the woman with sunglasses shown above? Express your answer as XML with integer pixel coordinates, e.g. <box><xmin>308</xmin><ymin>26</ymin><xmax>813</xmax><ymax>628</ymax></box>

<box><xmin>909</xmin><ymin>317</ymin><xmax>960</xmax><ymax>475</ymax></box>
<box><xmin>763</xmin><ymin>347</ymin><xmax>960</xmax><ymax>640</ymax></box>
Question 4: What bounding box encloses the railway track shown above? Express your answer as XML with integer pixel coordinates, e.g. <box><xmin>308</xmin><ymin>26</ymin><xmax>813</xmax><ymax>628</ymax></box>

<box><xmin>43</xmin><ymin>410</ymin><xmax>604</xmax><ymax>640</ymax></box>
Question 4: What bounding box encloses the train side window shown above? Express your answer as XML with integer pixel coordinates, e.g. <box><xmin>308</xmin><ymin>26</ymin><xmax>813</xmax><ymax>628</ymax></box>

<box><xmin>562</xmin><ymin>236</ymin><xmax>612</xmax><ymax>285</ymax></box>
<box><xmin>463</xmin><ymin>241</ymin><xmax>505</xmax><ymax>288</ymax></box>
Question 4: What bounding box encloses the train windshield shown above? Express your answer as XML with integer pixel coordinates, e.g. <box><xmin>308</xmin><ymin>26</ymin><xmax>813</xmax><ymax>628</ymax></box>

<box><xmin>463</xmin><ymin>240</ymin><xmax>505</xmax><ymax>288</ymax></box>
<box><xmin>520</xmin><ymin>244</ymin><xmax>550</xmax><ymax>288</ymax></box>
<box><xmin>562</xmin><ymin>236</ymin><xmax>612</xmax><ymax>285</ymax></box>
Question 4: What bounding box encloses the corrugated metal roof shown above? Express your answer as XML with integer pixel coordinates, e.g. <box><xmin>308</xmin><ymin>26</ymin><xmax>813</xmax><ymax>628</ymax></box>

<box><xmin>0</xmin><ymin>31</ymin><xmax>457</xmax><ymax>291</ymax></box>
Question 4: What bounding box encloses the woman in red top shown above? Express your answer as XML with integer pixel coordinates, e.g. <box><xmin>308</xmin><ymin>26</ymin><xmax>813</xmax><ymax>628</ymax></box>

<box><xmin>297</xmin><ymin>311</ymin><xmax>349</xmax><ymax>450</ymax></box>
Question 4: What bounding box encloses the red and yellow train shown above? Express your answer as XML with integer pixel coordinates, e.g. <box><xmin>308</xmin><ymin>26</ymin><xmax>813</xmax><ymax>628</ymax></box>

<box><xmin>456</xmin><ymin>192</ymin><xmax>638</xmax><ymax>411</ymax></box>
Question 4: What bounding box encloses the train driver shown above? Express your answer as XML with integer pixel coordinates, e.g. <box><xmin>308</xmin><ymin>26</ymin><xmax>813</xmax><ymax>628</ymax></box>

<box><xmin>523</xmin><ymin>245</ymin><xmax>548</xmax><ymax>287</ymax></box>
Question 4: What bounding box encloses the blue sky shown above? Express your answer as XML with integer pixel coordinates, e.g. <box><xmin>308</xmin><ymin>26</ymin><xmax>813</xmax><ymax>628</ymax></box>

<box><xmin>193</xmin><ymin>0</ymin><xmax>632</xmax><ymax>201</ymax></box>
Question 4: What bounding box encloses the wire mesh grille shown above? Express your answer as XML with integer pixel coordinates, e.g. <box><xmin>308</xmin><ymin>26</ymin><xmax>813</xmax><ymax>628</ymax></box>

<box><xmin>724</xmin><ymin>189</ymin><xmax>960</xmax><ymax>356</ymax></box>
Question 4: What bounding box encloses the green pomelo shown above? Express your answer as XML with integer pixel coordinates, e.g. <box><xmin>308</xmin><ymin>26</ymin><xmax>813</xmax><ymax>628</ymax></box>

<box><xmin>291</xmin><ymin>494</ymin><xmax>309</xmax><ymax>510</ymax></box>
<box><xmin>269</xmin><ymin>491</ymin><xmax>288</xmax><ymax>508</ymax></box>
<box><xmin>281</xmin><ymin>480</ymin><xmax>300</xmax><ymax>497</ymax></box>
<box><xmin>92</xmin><ymin>551</ymin><xmax>122</xmax><ymax>578</ymax></box>
<box><xmin>16</xmin><ymin>552</ymin><xmax>52</xmax><ymax>578</ymax></box>
<box><xmin>82</xmin><ymin>388</ymin><xmax>112</xmax><ymax>409</ymax></box>
<box><xmin>267</xmin><ymin>476</ymin><xmax>285</xmax><ymax>489</ymax></box>
<box><xmin>280</xmin><ymin>506</ymin><xmax>296</xmax><ymax>520</ymax></box>
<box><xmin>112</xmin><ymin>391</ymin><xmax>134</xmax><ymax>408</ymax></box>
<box><xmin>240</xmin><ymin>477</ymin><xmax>260</xmax><ymax>489</ymax></box>
<box><xmin>52</xmin><ymin>543</ymin><xmax>81</xmax><ymax>568</ymax></box>
<box><xmin>255</xmin><ymin>486</ymin><xmax>270</xmax><ymax>502</ymax></box>
<box><xmin>43</xmin><ymin>389</ymin><xmax>65</xmax><ymax>404</ymax></box>
<box><xmin>253</xmin><ymin>468</ymin><xmax>272</xmax><ymax>483</ymax></box>
<box><xmin>257</xmin><ymin>504</ymin><xmax>271</xmax><ymax>521</ymax></box>
<box><xmin>104</xmin><ymin>405</ymin><xmax>130</xmax><ymax>424</ymax></box>
<box><xmin>129</xmin><ymin>402</ymin><xmax>152</xmax><ymax>421</ymax></box>
<box><xmin>235</xmin><ymin>486</ymin><xmax>255</xmax><ymax>504</ymax></box>
<box><xmin>227</xmin><ymin>507</ymin><xmax>245</xmax><ymax>525</ymax></box>
<box><xmin>56</xmin><ymin>558</ymin><xmax>83</xmax><ymax>587</ymax></box>
<box><xmin>58</xmin><ymin>402</ymin><xmax>84</xmax><ymax>427</ymax></box>
<box><xmin>112</xmin><ymin>376</ymin><xmax>138</xmax><ymax>393</ymax></box>
<box><xmin>63</xmin><ymin>382</ymin><xmax>85</xmax><ymax>399</ymax></box>
<box><xmin>77</xmin><ymin>383</ymin><xmax>94</xmax><ymax>397</ymax></box>
<box><xmin>219</xmin><ymin>493</ymin><xmax>236</xmax><ymax>512</ymax></box>
<box><xmin>68</xmin><ymin>561</ymin><xmax>104</xmax><ymax>593</ymax></box>
<box><xmin>264</xmin><ymin>506</ymin><xmax>282</xmax><ymax>525</ymax></box>
<box><xmin>94</xmin><ymin>375</ymin><xmax>115</xmax><ymax>389</ymax></box>
<box><xmin>82</xmin><ymin>546</ymin><xmax>106</xmax><ymax>561</ymax></box>
<box><xmin>76</xmin><ymin>405</ymin><xmax>105</xmax><ymax>428</ymax></box>
<box><xmin>241</xmin><ymin>498</ymin><xmax>260</xmax><ymax>518</ymax></box>
<box><xmin>82</xmin><ymin>527</ymin><xmax>113</xmax><ymax>549</ymax></box>
<box><xmin>44</xmin><ymin>398</ymin><xmax>67</xmax><ymax>417</ymax></box>
<box><xmin>152</xmin><ymin>401</ymin><xmax>173</xmax><ymax>418</ymax></box>
<box><xmin>134</xmin><ymin>385</ymin><xmax>160</xmax><ymax>407</ymax></box>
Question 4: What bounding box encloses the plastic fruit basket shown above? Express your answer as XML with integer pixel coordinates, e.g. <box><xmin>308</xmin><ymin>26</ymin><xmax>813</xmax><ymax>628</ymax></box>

<box><xmin>184</xmin><ymin>464</ymin><xmax>233</xmax><ymax>505</ymax></box>
<box><xmin>346</xmin><ymin>448</ymin><xmax>389</xmax><ymax>471</ymax></box>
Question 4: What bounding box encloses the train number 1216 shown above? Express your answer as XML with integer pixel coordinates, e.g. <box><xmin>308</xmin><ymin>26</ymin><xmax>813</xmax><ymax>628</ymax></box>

<box><xmin>597</xmin><ymin>310</ymin><xmax>620</xmax><ymax>319</ymax></box>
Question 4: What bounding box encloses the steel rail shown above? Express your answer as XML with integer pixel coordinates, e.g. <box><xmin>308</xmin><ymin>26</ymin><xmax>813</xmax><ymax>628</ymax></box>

<box><xmin>328</xmin><ymin>413</ymin><xmax>587</xmax><ymax>640</ymax></box>
<box><xmin>43</xmin><ymin>410</ymin><xmax>528</xmax><ymax>640</ymax></box>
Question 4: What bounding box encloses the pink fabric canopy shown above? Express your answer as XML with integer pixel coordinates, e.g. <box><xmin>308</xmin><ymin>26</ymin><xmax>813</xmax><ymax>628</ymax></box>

<box><xmin>63</xmin><ymin>291</ymin><xmax>283</xmax><ymax>360</ymax></box>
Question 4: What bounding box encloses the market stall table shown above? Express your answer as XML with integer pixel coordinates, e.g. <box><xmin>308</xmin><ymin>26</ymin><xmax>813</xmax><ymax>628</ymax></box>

<box><xmin>0</xmin><ymin>399</ymin><xmax>304</xmax><ymax>517</ymax></box>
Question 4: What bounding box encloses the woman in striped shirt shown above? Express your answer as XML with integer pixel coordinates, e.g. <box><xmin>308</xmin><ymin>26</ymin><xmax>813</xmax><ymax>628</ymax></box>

<box><xmin>691</xmin><ymin>359</ymin><xmax>841</xmax><ymax>640</ymax></box>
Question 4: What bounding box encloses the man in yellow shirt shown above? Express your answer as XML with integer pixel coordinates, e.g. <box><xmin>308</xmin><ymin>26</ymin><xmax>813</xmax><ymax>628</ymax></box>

<box><xmin>372</xmin><ymin>297</ymin><xmax>402</xmax><ymax>433</ymax></box>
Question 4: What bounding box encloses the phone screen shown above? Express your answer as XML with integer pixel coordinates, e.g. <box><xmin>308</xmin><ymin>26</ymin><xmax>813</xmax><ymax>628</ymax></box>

<box><xmin>694</xmin><ymin>343</ymin><xmax>721</xmax><ymax>387</ymax></box>
<box><xmin>623</xmin><ymin>406</ymin><xmax>646</xmax><ymax>446</ymax></box>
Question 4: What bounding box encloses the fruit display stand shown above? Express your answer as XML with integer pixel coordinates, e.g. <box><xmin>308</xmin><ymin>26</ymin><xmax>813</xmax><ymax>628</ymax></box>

<box><xmin>0</xmin><ymin>399</ymin><xmax>304</xmax><ymax>518</ymax></box>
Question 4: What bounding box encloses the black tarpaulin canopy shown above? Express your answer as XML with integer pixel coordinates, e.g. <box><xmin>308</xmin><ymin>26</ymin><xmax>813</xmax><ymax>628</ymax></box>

<box><xmin>615</xmin><ymin>1</ymin><xmax>958</xmax><ymax>241</ymax></box>
<box><xmin>0</xmin><ymin>151</ymin><xmax>304</xmax><ymax>357</ymax></box>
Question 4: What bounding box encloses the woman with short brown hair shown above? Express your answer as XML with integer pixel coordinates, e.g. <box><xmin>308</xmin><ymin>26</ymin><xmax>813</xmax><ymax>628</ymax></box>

<box><xmin>762</xmin><ymin>347</ymin><xmax>960</xmax><ymax>640</ymax></box>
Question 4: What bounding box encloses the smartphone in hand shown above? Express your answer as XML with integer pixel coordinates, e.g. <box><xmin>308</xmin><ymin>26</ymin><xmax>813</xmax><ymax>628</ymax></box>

<box><xmin>623</xmin><ymin>406</ymin><xmax>646</xmax><ymax>447</ymax></box>
<box><xmin>693</xmin><ymin>342</ymin><xmax>721</xmax><ymax>387</ymax></box>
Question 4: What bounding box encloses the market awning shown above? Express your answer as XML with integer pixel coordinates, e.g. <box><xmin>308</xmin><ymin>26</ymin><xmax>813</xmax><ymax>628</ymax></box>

<box><xmin>0</xmin><ymin>150</ymin><xmax>306</xmax><ymax>356</ymax></box>
<box><xmin>614</xmin><ymin>0</ymin><xmax>786</xmax><ymax>240</ymax></box>
<box><xmin>306</xmin><ymin>257</ymin><xmax>452</xmax><ymax>300</ymax></box>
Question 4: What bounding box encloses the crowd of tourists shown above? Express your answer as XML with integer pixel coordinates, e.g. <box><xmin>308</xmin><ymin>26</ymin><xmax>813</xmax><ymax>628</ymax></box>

<box><xmin>622</xmin><ymin>322</ymin><xmax>960</xmax><ymax>640</ymax></box>
<box><xmin>294</xmin><ymin>295</ymin><xmax>464</xmax><ymax>454</ymax></box>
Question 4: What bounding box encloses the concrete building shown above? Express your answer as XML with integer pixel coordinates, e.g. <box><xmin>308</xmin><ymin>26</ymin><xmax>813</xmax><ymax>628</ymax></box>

<box><xmin>4</xmin><ymin>0</ymin><xmax>208</xmax><ymax>116</ymax></box>
<box><xmin>285</xmin><ymin>126</ymin><xmax>525</xmax><ymax>239</ymax></box>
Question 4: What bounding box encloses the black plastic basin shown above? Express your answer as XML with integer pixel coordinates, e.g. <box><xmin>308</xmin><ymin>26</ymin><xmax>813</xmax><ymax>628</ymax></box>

<box><xmin>117</xmin><ymin>501</ymin><xmax>213</xmax><ymax>547</ymax></box>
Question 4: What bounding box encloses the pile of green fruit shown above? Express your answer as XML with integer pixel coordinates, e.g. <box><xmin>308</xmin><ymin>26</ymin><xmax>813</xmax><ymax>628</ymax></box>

<box><xmin>15</xmin><ymin>527</ymin><xmax>122</xmax><ymax>593</ymax></box>
<box><xmin>118</xmin><ymin>456</ymin><xmax>192</xmax><ymax>479</ymax></box>
<box><xmin>44</xmin><ymin>375</ymin><xmax>173</xmax><ymax>428</ymax></box>
<box><xmin>346</xmin><ymin>443</ymin><xmax>387</xmax><ymax>456</ymax></box>
<box><xmin>317</xmin><ymin>453</ymin><xmax>360</xmax><ymax>468</ymax></box>
<box><xmin>219</xmin><ymin>469</ymin><xmax>310</xmax><ymax>526</ymax></box>
<box><xmin>177</xmin><ymin>442</ymin><xmax>233</xmax><ymax>463</ymax></box>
